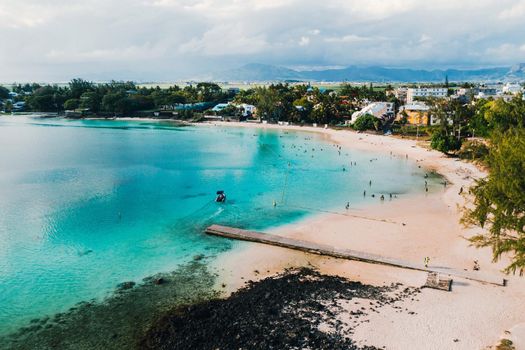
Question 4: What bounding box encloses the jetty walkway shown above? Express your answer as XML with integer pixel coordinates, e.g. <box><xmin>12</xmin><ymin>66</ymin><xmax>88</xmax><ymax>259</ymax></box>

<box><xmin>205</xmin><ymin>224</ymin><xmax>505</xmax><ymax>287</ymax></box>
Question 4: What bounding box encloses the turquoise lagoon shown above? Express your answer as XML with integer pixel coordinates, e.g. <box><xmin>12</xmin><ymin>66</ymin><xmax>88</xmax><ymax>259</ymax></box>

<box><xmin>0</xmin><ymin>116</ymin><xmax>435</xmax><ymax>334</ymax></box>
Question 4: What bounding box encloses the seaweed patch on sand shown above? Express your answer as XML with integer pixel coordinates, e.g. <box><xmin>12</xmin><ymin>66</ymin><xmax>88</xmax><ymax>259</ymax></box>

<box><xmin>0</xmin><ymin>261</ymin><xmax>219</xmax><ymax>350</ymax></box>
<box><xmin>141</xmin><ymin>267</ymin><xmax>420</xmax><ymax>350</ymax></box>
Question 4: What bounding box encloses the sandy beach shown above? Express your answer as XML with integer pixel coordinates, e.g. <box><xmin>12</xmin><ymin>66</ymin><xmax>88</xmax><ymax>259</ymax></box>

<box><xmin>206</xmin><ymin>122</ymin><xmax>525</xmax><ymax>350</ymax></box>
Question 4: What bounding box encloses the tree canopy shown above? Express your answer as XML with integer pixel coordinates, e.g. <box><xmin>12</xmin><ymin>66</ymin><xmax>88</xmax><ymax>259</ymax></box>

<box><xmin>339</xmin><ymin>83</ymin><xmax>387</xmax><ymax>102</ymax></box>
<box><xmin>463</xmin><ymin>128</ymin><xmax>525</xmax><ymax>275</ymax></box>
<box><xmin>0</xmin><ymin>86</ymin><xmax>10</xmax><ymax>99</ymax></box>
<box><xmin>10</xmin><ymin>79</ymin><xmax>234</xmax><ymax>116</ymax></box>
<box><xmin>353</xmin><ymin>114</ymin><xmax>380</xmax><ymax>131</ymax></box>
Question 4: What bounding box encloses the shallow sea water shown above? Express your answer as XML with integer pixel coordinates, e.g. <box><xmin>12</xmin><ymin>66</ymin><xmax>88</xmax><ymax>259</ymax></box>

<box><xmin>0</xmin><ymin>116</ymin><xmax>437</xmax><ymax>335</ymax></box>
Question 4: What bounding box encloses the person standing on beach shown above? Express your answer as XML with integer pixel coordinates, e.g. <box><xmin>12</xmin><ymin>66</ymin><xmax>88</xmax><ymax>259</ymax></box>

<box><xmin>424</xmin><ymin>257</ymin><xmax>430</xmax><ymax>267</ymax></box>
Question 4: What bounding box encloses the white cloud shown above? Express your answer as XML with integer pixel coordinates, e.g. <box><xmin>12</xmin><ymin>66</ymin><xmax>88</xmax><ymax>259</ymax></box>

<box><xmin>0</xmin><ymin>0</ymin><xmax>524</xmax><ymax>81</ymax></box>
<box><xmin>299</xmin><ymin>36</ymin><xmax>310</xmax><ymax>46</ymax></box>
<box><xmin>46</xmin><ymin>44</ymin><xmax>166</xmax><ymax>62</ymax></box>
<box><xmin>178</xmin><ymin>24</ymin><xmax>269</xmax><ymax>55</ymax></box>
<box><xmin>499</xmin><ymin>0</ymin><xmax>525</xmax><ymax>19</ymax></box>
<box><xmin>324</xmin><ymin>34</ymin><xmax>373</xmax><ymax>43</ymax></box>
<box><xmin>485</xmin><ymin>43</ymin><xmax>525</xmax><ymax>61</ymax></box>
<box><xmin>330</xmin><ymin>0</ymin><xmax>418</xmax><ymax>20</ymax></box>
<box><xmin>419</xmin><ymin>34</ymin><xmax>432</xmax><ymax>44</ymax></box>
<box><xmin>0</xmin><ymin>2</ymin><xmax>55</xmax><ymax>28</ymax></box>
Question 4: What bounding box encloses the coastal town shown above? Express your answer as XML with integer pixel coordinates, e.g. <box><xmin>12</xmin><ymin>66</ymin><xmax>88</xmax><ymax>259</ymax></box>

<box><xmin>2</xmin><ymin>78</ymin><xmax>524</xmax><ymax>158</ymax></box>
<box><xmin>2</xmin><ymin>80</ymin><xmax>524</xmax><ymax>124</ymax></box>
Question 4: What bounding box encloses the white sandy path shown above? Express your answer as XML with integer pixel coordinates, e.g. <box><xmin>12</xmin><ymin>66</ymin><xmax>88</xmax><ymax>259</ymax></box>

<box><xmin>203</xmin><ymin>122</ymin><xmax>525</xmax><ymax>350</ymax></box>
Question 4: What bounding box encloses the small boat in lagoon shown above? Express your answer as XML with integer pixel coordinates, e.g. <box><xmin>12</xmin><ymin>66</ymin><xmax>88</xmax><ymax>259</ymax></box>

<box><xmin>215</xmin><ymin>190</ymin><xmax>226</xmax><ymax>203</ymax></box>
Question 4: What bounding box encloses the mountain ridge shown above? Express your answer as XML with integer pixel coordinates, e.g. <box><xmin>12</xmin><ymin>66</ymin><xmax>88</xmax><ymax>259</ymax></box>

<box><xmin>210</xmin><ymin>63</ymin><xmax>523</xmax><ymax>82</ymax></box>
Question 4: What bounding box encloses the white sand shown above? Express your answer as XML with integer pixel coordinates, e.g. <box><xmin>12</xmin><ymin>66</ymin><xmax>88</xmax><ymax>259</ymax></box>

<box><xmin>206</xmin><ymin>122</ymin><xmax>525</xmax><ymax>350</ymax></box>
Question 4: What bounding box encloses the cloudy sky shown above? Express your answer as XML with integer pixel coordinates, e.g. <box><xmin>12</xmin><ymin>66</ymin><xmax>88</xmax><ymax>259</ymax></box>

<box><xmin>1</xmin><ymin>0</ymin><xmax>525</xmax><ymax>81</ymax></box>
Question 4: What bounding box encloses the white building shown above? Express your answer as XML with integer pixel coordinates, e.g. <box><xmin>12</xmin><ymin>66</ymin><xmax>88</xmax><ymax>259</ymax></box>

<box><xmin>398</xmin><ymin>102</ymin><xmax>430</xmax><ymax>114</ymax></box>
<box><xmin>12</xmin><ymin>101</ymin><xmax>26</xmax><ymax>111</ymax></box>
<box><xmin>475</xmin><ymin>87</ymin><xmax>498</xmax><ymax>100</ymax></box>
<box><xmin>211</xmin><ymin>102</ymin><xmax>256</xmax><ymax>117</ymax></box>
<box><xmin>211</xmin><ymin>103</ymin><xmax>230</xmax><ymax>112</ymax></box>
<box><xmin>502</xmin><ymin>83</ymin><xmax>523</xmax><ymax>95</ymax></box>
<box><xmin>350</xmin><ymin>102</ymin><xmax>394</xmax><ymax>124</ymax></box>
<box><xmin>456</xmin><ymin>88</ymin><xmax>473</xmax><ymax>96</ymax></box>
<box><xmin>406</xmin><ymin>87</ymin><xmax>447</xmax><ymax>103</ymax></box>
<box><xmin>237</xmin><ymin>103</ymin><xmax>256</xmax><ymax>117</ymax></box>
<box><xmin>394</xmin><ymin>87</ymin><xmax>408</xmax><ymax>103</ymax></box>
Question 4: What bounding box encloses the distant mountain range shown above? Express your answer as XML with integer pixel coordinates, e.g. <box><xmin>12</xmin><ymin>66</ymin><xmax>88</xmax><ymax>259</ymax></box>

<box><xmin>210</xmin><ymin>63</ymin><xmax>525</xmax><ymax>82</ymax></box>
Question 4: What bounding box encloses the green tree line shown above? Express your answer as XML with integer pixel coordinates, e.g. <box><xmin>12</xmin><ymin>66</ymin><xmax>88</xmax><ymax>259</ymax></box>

<box><xmin>459</xmin><ymin>96</ymin><xmax>525</xmax><ymax>274</ymax></box>
<box><xmin>6</xmin><ymin>79</ymin><xmax>234</xmax><ymax>114</ymax></box>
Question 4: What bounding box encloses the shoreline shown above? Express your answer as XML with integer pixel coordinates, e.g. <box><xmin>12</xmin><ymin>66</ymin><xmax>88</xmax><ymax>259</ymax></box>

<box><xmin>3</xmin><ymin>118</ymin><xmax>524</xmax><ymax>348</ymax></box>
<box><xmin>141</xmin><ymin>267</ymin><xmax>420</xmax><ymax>350</ymax></box>
<box><xmin>0</xmin><ymin>261</ymin><xmax>219</xmax><ymax>350</ymax></box>
<box><xmin>0</xmin><ymin>117</ymin><xmax>424</xmax><ymax>337</ymax></box>
<box><xmin>202</xmin><ymin>121</ymin><xmax>525</xmax><ymax>349</ymax></box>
